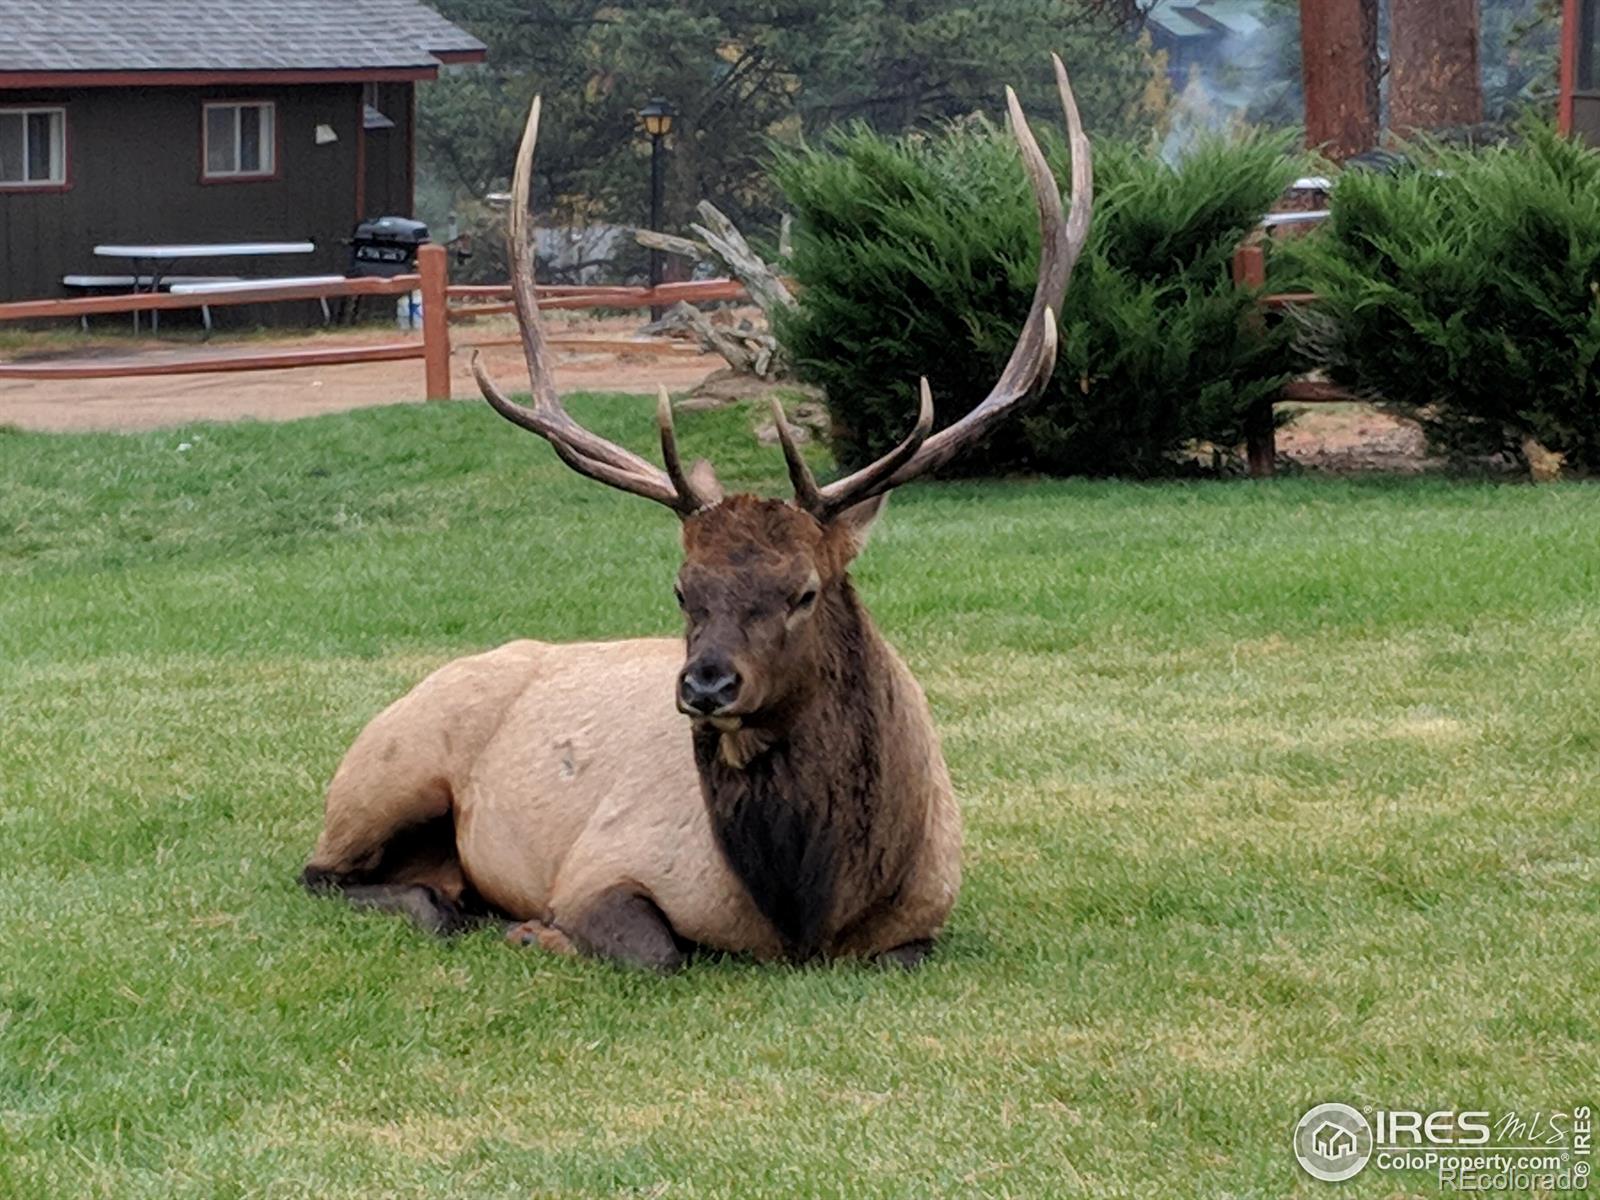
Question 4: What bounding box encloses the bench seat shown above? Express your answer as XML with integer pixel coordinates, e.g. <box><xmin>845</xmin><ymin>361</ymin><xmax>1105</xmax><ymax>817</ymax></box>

<box><xmin>166</xmin><ymin>275</ymin><xmax>348</xmax><ymax>295</ymax></box>
<box><xmin>168</xmin><ymin>275</ymin><xmax>351</xmax><ymax>328</ymax></box>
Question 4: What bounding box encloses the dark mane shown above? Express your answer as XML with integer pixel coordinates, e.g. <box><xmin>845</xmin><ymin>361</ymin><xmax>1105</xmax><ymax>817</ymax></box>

<box><xmin>693</xmin><ymin>581</ymin><xmax>891</xmax><ymax>960</ymax></box>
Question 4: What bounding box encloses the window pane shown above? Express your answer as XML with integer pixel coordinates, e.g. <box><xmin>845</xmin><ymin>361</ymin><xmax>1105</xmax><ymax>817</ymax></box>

<box><xmin>0</xmin><ymin>113</ymin><xmax>22</xmax><ymax>183</ymax></box>
<box><xmin>206</xmin><ymin>106</ymin><xmax>235</xmax><ymax>174</ymax></box>
<box><xmin>1584</xmin><ymin>0</ymin><xmax>1600</xmax><ymax>90</ymax></box>
<box><xmin>239</xmin><ymin>105</ymin><xmax>262</xmax><ymax>173</ymax></box>
<box><xmin>25</xmin><ymin>112</ymin><xmax>56</xmax><ymax>181</ymax></box>
<box><xmin>257</xmin><ymin>105</ymin><xmax>273</xmax><ymax>172</ymax></box>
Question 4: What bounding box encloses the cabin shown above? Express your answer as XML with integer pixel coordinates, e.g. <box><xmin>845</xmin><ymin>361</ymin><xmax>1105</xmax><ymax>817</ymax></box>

<box><xmin>0</xmin><ymin>0</ymin><xmax>485</xmax><ymax>303</ymax></box>
<box><xmin>1146</xmin><ymin>0</ymin><xmax>1267</xmax><ymax>92</ymax></box>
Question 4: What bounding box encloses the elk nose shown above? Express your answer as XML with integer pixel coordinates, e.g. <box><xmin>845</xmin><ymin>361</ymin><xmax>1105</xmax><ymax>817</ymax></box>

<box><xmin>678</xmin><ymin>658</ymin><xmax>741</xmax><ymax>716</ymax></box>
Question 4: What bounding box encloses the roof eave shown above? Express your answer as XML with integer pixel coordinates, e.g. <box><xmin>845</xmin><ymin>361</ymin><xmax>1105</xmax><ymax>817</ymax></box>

<box><xmin>0</xmin><ymin>65</ymin><xmax>450</xmax><ymax>89</ymax></box>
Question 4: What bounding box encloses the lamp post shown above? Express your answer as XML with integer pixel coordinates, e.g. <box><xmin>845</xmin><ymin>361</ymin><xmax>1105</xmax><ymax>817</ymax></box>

<box><xmin>639</xmin><ymin>96</ymin><xmax>676</xmax><ymax>319</ymax></box>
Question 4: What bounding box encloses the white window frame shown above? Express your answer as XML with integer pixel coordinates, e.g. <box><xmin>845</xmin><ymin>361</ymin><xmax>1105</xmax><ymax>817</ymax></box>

<box><xmin>202</xmin><ymin>101</ymin><xmax>276</xmax><ymax>181</ymax></box>
<box><xmin>0</xmin><ymin>106</ymin><xmax>68</xmax><ymax>188</ymax></box>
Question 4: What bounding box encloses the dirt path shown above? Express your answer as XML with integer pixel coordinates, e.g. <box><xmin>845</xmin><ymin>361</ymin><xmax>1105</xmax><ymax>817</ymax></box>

<box><xmin>1</xmin><ymin>325</ymin><xmax>1426</xmax><ymax>472</ymax></box>
<box><xmin>0</xmin><ymin>322</ymin><xmax>720</xmax><ymax>434</ymax></box>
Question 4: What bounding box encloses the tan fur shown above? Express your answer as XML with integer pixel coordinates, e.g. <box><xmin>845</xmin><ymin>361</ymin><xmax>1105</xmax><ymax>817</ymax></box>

<box><xmin>306</xmin><ymin>612</ymin><xmax>961</xmax><ymax>962</ymax></box>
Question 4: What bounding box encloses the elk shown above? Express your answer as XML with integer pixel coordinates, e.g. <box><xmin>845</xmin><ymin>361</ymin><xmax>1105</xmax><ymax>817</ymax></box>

<box><xmin>300</xmin><ymin>57</ymin><xmax>1092</xmax><ymax>970</ymax></box>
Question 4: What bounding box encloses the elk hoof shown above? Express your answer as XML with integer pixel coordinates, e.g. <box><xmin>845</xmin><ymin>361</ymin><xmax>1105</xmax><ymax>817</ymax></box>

<box><xmin>875</xmin><ymin>939</ymin><xmax>935</xmax><ymax>970</ymax></box>
<box><xmin>506</xmin><ymin>919</ymin><xmax>576</xmax><ymax>956</ymax></box>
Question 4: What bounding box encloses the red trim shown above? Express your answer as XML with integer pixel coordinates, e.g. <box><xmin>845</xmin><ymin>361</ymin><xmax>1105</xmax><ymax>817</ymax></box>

<box><xmin>430</xmin><ymin>49</ymin><xmax>487</xmax><ymax>65</ymax></box>
<box><xmin>0</xmin><ymin>68</ymin><xmax>436</xmax><ymax>89</ymax></box>
<box><xmin>354</xmin><ymin>86</ymin><xmax>368</xmax><ymax>222</ymax></box>
<box><xmin>0</xmin><ymin>103</ymin><xmax>73</xmax><ymax>193</ymax></box>
<box><xmin>198</xmin><ymin>99</ymin><xmax>283</xmax><ymax>185</ymax></box>
<box><xmin>1561</xmin><ymin>0</ymin><xmax>1581</xmax><ymax>134</ymax></box>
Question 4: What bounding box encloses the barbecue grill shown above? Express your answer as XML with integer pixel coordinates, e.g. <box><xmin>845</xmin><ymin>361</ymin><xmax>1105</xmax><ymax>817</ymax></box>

<box><xmin>348</xmin><ymin>216</ymin><xmax>430</xmax><ymax>278</ymax></box>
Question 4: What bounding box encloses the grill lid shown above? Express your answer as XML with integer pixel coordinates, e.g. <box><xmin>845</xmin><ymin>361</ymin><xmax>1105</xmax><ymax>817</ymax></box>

<box><xmin>353</xmin><ymin>216</ymin><xmax>430</xmax><ymax>245</ymax></box>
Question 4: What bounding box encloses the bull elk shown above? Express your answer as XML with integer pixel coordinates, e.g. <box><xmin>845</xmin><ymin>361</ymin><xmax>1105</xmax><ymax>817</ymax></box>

<box><xmin>300</xmin><ymin>57</ymin><xmax>1093</xmax><ymax>970</ymax></box>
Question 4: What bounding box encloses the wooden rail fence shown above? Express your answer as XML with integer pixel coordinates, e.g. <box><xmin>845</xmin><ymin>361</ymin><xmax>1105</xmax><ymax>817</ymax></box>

<box><xmin>3</xmin><ymin>231</ymin><xmax>1341</xmax><ymax>479</ymax></box>
<box><xmin>1231</xmin><ymin>208</ymin><xmax>1360</xmax><ymax>477</ymax></box>
<box><xmin>0</xmin><ymin>244</ymin><xmax>748</xmax><ymax>395</ymax></box>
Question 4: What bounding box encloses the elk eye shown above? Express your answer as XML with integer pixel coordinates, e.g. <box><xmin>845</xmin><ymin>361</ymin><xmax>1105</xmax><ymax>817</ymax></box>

<box><xmin>792</xmin><ymin>587</ymin><xmax>818</xmax><ymax>612</ymax></box>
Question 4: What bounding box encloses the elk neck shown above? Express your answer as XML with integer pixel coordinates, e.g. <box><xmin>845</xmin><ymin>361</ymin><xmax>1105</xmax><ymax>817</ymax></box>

<box><xmin>691</xmin><ymin>578</ymin><xmax>920</xmax><ymax>961</ymax></box>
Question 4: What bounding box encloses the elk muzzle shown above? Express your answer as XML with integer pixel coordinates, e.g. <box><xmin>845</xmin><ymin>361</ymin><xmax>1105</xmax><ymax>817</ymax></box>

<box><xmin>677</xmin><ymin>654</ymin><xmax>742</xmax><ymax>720</ymax></box>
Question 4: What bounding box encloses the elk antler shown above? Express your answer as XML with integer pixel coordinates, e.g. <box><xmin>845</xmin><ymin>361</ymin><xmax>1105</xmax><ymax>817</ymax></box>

<box><xmin>776</xmin><ymin>53</ymin><xmax>1094</xmax><ymax>522</ymax></box>
<box><xmin>473</xmin><ymin>97</ymin><xmax>721</xmax><ymax>516</ymax></box>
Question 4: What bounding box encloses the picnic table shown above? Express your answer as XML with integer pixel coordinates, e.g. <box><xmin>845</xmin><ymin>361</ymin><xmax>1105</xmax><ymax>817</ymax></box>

<box><xmin>93</xmin><ymin>241</ymin><xmax>316</xmax><ymax>331</ymax></box>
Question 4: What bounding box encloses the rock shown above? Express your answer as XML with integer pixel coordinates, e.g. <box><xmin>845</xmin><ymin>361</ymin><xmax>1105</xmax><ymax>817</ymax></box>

<box><xmin>686</xmin><ymin>369</ymin><xmax>824</xmax><ymax>409</ymax></box>
<box><xmin>1522</xmin><ymin>435</ymin><xmax>1565</xmax><ymax>483</ymax></box>
<box><xmin>755</xmin><ymin>419</ymin><xmax>810</xmax><ymax>446</ymax></box>
<box><xmin>789</xmin><ymin>402</ymin><xmax>831</xmax><ymax>437</ymax></box>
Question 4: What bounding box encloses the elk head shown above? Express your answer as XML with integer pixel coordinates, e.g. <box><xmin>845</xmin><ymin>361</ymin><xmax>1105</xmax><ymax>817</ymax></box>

<box><xmin>474</xmin><ymin>57</ymin><xmax>1093</xmax><ymax>737</ymax></box>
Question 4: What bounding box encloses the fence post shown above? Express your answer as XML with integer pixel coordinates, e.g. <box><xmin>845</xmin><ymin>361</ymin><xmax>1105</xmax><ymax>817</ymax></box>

<box><xmin>419</xmin><ymin>243</ymin><xmax>451</xmax><ymax>402</ymax></box>
<box><xmin>1232</xmin><ymin>240</ymin><xmax>1276</xmax><ymax>478</ymax></box>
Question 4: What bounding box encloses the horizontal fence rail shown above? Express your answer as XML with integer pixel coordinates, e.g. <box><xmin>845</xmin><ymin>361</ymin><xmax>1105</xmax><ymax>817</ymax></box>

<box><xmin>0</xmin><ymin>342</ymin><xmax>426</xmax><ymax>381</ymax></box>
<box><xmin>0</xmin><ymin>245</ymin><xmax>749</xmax><ymax>392</ymax></box>
<box><xmin>0</xmin><ymin>274</ymin><xmax>420</xmax><ymax>322</ymax></box>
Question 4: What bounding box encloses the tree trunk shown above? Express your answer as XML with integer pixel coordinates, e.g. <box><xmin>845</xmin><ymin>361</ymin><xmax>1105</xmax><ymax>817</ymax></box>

<box><xmin>1390</xmin><ymin>0</ymin><xmax>1484</xmax><ymax>135</ymax></box>
<box><xmin>1299</xmin><ymin>0</ymin><xmax>1380</xmax><ymax>162</ymax></box>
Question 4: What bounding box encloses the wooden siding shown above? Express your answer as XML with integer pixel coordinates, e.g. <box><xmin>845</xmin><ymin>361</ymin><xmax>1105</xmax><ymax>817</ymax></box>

<box><xmin>0</xmin><ymin>83</ymin><xmax>396</xmax><ymax>304</ymax></box>
<box><xmin>1576</xmin><ymin>93</ymin><xmax>1600</xmax><ymax>145</ymax></box>
<box><xmin>361</xmin><ymin>82</ymin><xmax>414</xmax><ymax>220</ymax></box>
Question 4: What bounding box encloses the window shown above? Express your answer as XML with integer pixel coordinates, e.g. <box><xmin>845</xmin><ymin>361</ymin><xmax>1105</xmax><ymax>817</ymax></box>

<box><xmin>362</xmin><ymin>82</ymin><xmax>395</xmax><ymax>130</ymax></box>
<box><xmin>0</xmin><ymin>107</ymin><xmax>67</xmax><ymax>187</ymax></box>
<box><xmin>203</xmin><ymin>101</ymin><xmax>275</xmax><ymax>180</ymax></box>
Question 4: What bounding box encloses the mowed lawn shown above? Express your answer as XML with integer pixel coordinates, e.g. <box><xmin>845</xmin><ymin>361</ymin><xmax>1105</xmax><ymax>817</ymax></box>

<box><xmin>1</xmin><ymin>397</ymin><xmax>1596</xmax><ymax>1199</ymax></box>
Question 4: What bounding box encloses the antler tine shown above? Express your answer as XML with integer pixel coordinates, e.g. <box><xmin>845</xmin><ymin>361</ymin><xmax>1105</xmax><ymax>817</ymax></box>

<box><xmin>803</xmin><ymin>381</ymin><xmax>933</xmax><ymax>520</ymax></box>
<box><xmin>473</xmin><ymin>97</ymin><xmax>718</xmax><ymax>516</ymax></box>
<box><xmin>657</xmin><ymin>385</ymin><xmax>709</xmax><ymax>509</ymax></box>
<box><xmin>771</xmin><ymin>398</ymin><xmax>823</xmax><ymax>511</ymax></box>
<box><xmin>806</xmin><ymin>55</ymin><xmax>1094</xmax><ymax>518</ymax></box>
<box><xmin>473</xmin><ymin>352</ymin><xmax>682</xmax><ymax>505</ymax></box>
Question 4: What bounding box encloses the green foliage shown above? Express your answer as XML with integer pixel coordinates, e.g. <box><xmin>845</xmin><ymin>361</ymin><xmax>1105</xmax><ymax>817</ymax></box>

<box><xmin>1286</xmin><ymin>124</ymin><xmax>1600</xmax><ymax>472</ymax></box>
<box><xmin>775</xmin><ymin>122</ymin><xmax>1304</xmax><ymax>476</ymax></box>
<box><xmin>420</xmin><ymin>1</ymin><xmax>1169</xmax><ymax>274</ymax></box>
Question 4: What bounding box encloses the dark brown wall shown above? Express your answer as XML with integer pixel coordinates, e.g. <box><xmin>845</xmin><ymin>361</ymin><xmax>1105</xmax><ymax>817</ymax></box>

<box><xmin>1576</xmin><ymin>94</ymin><xmax>1600</xmax><ymax>146</ymax></box>
<box><xmin>0</xmin><ymin>83</ymin><xmax>396</xmax><ymax>304</ymax></box>
<box><xmin>362</xmin><ymin>82</ymin><xmax>415</xmax><ymax>221</ymax></box>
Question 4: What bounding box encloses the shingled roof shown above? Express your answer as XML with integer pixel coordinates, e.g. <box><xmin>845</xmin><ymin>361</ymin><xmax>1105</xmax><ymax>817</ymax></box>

<box><xmin>0</xmin><ymin>0</ymin><xmax>486</xmax><ymax>75</ymax></box>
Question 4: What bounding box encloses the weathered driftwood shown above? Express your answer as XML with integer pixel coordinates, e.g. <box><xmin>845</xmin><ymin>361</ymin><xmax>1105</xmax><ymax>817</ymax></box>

<box><xmin>631</xmin><ymin>202</ymin><xmax>795</xmax><ymax>379</ymax></box>
<box><xmin>689</xmin><ymin>201</ymin><xmax>796</xmax><ymax>322</ymax></box>
<box><xmin>633</xmin><ymin>229</ymin><xmax>706</xmax><ymax>263</ymax></box>
<box><xmin>632</xmin><ymin>204</ymin><xmax>796</xmax><ymax>380</ymax></box>
<box><xmin>639</xmin><ymin>301</ymin><xmax>781</xmax><ymax>378</ymax></box>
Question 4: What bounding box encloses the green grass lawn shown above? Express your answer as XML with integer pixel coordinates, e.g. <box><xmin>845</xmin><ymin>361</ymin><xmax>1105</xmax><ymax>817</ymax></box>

<box><xmin>1</xmin><ymin>397</ymin><xmax>1596</xmax><ymax>1199</ymax></box>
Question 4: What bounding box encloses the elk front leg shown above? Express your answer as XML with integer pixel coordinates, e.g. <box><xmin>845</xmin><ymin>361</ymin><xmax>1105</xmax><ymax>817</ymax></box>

<box><xmin>511</xmin><ymin>887</ymin><xmax>687</xmax><ymax>972</ymax></box>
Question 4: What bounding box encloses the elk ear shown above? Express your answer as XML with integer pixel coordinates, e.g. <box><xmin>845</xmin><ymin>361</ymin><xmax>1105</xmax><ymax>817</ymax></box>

<box><xmin>829</xmin><ymin>494</ymin><xmax>888</xmax><ymax>563</ymax></box>
<box><xmin>687</xmin><ymin>459</ymin><xmax>723</xmax><ymax>508</ymax></box>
